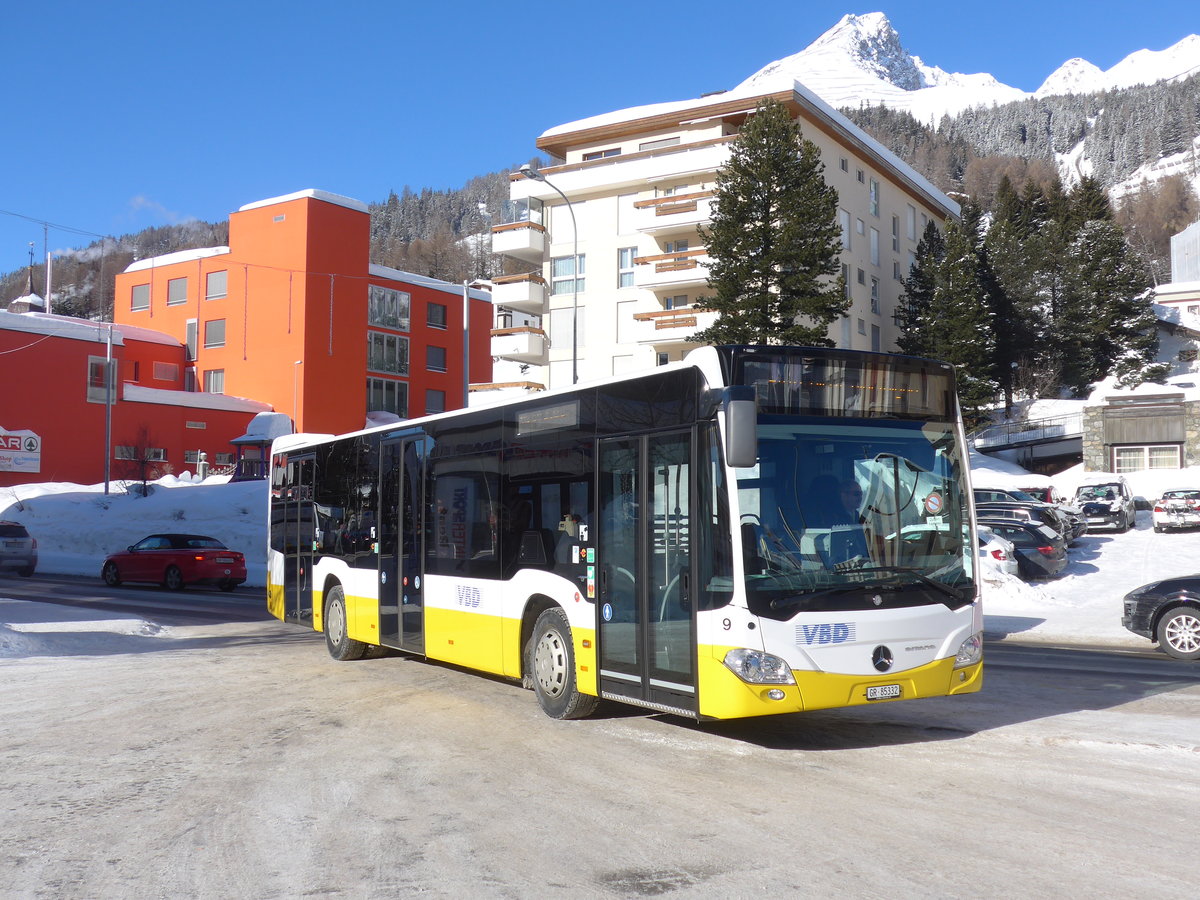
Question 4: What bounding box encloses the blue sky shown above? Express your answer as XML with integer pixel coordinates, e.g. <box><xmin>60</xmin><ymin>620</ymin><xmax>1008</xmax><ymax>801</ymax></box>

<box><xmin>2</xmin><ymin>0</ymin><xmax>1196</xmax><ymax>281</ymax></box>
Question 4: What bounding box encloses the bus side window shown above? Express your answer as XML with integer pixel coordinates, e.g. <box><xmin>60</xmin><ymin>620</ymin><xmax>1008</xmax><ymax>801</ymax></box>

<box><xmin>425</xmin><ymin>452</ymin><xmax>500</xmax><ymax>579</ymax></box>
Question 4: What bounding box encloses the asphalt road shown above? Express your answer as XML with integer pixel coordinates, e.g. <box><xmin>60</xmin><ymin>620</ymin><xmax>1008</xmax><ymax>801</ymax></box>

<box><xmin>1</xmin><ymin>575</ymin><xmax>1197</xmax><ymax>898</ymax></box>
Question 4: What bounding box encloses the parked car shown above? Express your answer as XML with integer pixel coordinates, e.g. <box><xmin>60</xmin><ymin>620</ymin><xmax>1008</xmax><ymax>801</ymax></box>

<box><xmin>1122</xmin><ymin>576</ymin><xmax>1200</xmax><ymax>660</ymax></box>
<box><xmin>1072</xmin><ymin>477</ymin><xmax>1137</xmax><ymax>532</ymax></box>
<box><xmin>977</xmin><ymin>525</ymin><xmax>1019</xmax><ymax>577</ymax></box>
<box><xmin>101</xmin><ymin>533</ymin><xmax>246</xmax><ymax>591</ymax></box>
<box><xmin>1150</xmin><ymin>489</ymin><xmax>1200</xmax><ymax>533</ymax></box>
<box><xmin>975</xmin><ymin>487</ymin><xmax>1086</xmax><ymax>542</ymax></box>
<box><xmin>976</xmin><ymin>518</ymin><xmax>1068</xmax><ymax>579</ymax></box>
<box><xmin>975</xmin><ymin>500</ymin><xmax>1073</xmax><ymax>543</ymax></box>
<box><xmin>0</xmin><ymin>521</ymin><xmax>37</xmax><ymax>577</ymax></box>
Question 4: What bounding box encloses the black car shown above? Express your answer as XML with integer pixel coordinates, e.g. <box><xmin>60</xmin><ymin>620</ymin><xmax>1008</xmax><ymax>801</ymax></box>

<box><xmin>1073</xmin><ymin>479</ymin><xmax>1137</xmax><ymax>533</ymax></box>
<box><xmin>975</xmin><ymin>501</ymin><xmax>1072</xmax><ymax>543</ymax></box>
<box><xmin>1122</xmin><ymin>576</ymin><xmax>1200</xmax><ymax>660</ymax></box>
<box><xmin>974</xmin><ymin>488</ymin><xmax>1085</xmax><ymax>542</ymax></box>
<box><xmin>976</xmin><ymin>518</ymin><xmax>1068</xmax><ymax>579</ymax></box>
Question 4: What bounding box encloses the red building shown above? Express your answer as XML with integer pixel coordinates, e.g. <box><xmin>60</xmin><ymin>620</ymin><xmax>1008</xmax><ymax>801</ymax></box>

<box><xmin>0</xmin><ymin>310</ymin><xmax>270</xmax><ymax>487</ymax></box>
<box><xmin>112</xmin><ymin>189</ymin><xmax>493</xmax><ymax>436</ymax></box>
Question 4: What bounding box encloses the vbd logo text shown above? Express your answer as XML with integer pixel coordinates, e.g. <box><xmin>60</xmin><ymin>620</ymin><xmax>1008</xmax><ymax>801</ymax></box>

<box><xmin>800</xmin><ymin>622</ymin><xmax>856</xmax><ymax>645</ymax></box>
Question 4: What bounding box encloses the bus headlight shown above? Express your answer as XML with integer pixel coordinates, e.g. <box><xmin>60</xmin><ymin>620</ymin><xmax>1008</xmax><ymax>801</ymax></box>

<box><xmin>723</xmin><ymin>648</ymin><xmax>796</xmax><ymax>684</ymax></box>
<box><xmin>954</xmin><ymin>633</ymin><xmax>983</xmax><ymax>669</ymax></box>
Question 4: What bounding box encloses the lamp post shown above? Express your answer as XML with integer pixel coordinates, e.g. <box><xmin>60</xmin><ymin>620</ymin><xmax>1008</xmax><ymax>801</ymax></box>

<box><xmin>518</xmin><ymin>164</ymin><xmax>578</xmax><ymax>385</ymax></box>
<box><xmin>292</xmin><ymin>360</ymin><xmax>303</xmax><ymax>430</ymax></box>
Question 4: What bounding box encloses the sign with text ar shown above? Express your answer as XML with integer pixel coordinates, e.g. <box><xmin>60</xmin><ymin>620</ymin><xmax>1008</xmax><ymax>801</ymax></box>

<box><xmin>0</xmin><ymin>427</ymin><xmax>41</xmax><ymax>473</ymax></box>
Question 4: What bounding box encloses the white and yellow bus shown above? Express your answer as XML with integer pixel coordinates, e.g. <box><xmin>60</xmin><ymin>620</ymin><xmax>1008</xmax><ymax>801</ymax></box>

<box><xmin>267</xmin><ymin>345</ymin><xmax>983</xmax><ymax>720</ymax></box>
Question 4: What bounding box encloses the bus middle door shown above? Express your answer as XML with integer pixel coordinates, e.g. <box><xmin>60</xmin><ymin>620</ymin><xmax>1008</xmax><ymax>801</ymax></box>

<box><xmin>597</xmin><ymin>431</ymin><xmax>696</xmax><ymax>716</ymax></box>
<box><xmin>379</xmin><ymin>434</ymin><xmax>427</xmax><ymax>653</ymax></box>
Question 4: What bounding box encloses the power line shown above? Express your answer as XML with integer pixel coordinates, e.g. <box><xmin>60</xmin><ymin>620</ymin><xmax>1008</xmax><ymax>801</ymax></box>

<box><xmin>0</xmin><ymin>207</ymin><xmax>109</xmax><ymax>240</ymax></box>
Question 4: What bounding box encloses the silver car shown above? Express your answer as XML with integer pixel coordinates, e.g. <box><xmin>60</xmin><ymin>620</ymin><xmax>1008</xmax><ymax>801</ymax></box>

<box><xmin>977</xmin><ymin>525</ymin><xmax>1019</xmax><ymax>577</ymax></box>
<box><xmin>0</xmin><ymin>521</ymin><xmax>37</xmax><ymax>577</ymax></box>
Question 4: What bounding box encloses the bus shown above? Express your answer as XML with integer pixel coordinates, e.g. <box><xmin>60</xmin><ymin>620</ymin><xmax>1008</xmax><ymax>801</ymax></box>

<box><xmin>267</xmin><ymin>345</ymin><xmax>983</xmax><ymax>720</ymax></box>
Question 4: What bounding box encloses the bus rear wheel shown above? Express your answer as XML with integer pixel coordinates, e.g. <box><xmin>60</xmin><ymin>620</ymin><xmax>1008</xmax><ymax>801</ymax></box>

<box><xmin>324</xmin><ymin>584</ymin><xmax>368</xmax><ymax>661</ymax></box>
<box><xmin>529</xmin><ymin>607</ymin><xmax>597</xmax><ymax>720</ymax></box>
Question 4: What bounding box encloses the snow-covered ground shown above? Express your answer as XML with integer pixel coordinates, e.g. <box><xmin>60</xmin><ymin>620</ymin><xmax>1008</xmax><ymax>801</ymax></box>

<box><xmin>5</xmin><ymin>453</ymin><xmax>1200</xmax><ymax>655</ymax></box>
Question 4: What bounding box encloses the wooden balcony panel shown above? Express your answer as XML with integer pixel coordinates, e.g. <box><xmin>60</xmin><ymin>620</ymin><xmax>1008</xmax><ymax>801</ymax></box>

<box><xmin>631</xmin><ymin>190</ymin><xmax>714</xmax><ymax>210</ymax></box>
<box><xmin>656</xmin><ymin>259</ymin><xmax>698</xmax><ymax>273</ymax></box>
<box><xmin>492</xmin><ymin>272</ymin><xmax>546</xmax><ymax>286</ymax></box>
<box><xmin>656</xmin><ymin>316</ymin><xmax>697</xmax><ymax>329</ymax></box>
<box><xmin>634</xmin><ymin>248</ymin><xmax>707</xmax><ymax>265</ymax></box>
<box><xmin>491</xmin><ymin>221</ymin><xmax>547</xmax><ymax>234</ymax></box>
<box><xmin>490</xmin><ymin>326</ymin><xmax>547</xmax><ymax>338</ymax></box>
<box><xmin>657</xmin><ymin>201</ymin><xmax>698</xmax><ymax>216</ymax></box>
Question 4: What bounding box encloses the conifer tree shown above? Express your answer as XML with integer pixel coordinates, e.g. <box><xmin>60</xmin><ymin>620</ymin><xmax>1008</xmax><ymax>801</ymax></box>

<box><xmin>694</xmin><ymin>99</ymin><xmax>847</xmax><ymax>346</ymax></box>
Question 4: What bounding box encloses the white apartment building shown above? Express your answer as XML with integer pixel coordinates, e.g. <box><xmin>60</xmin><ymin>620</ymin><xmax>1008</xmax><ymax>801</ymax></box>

<box><xmin>490</xmin><ymin>81</ymin><xmax>959</xmax><ymax>389</ymax></box>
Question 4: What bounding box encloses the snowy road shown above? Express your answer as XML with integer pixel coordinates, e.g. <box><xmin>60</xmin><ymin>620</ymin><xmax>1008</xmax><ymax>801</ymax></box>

<box><xmin>1</xmin><ymin>600</ymin><xmax>1196</xmax><ymax>899</ymax></box>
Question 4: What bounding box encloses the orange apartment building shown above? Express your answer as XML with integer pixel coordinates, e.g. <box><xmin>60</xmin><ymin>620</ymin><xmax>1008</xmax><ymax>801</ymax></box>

<box><xmin>0</xmin><ymin>310</ymin><xmax>270</xmax><ymax>488</ymax></box>
<box><xmin>112</xmin><ymin>189</ymin><xmax>493</xmax><ymax>436</ymax></box>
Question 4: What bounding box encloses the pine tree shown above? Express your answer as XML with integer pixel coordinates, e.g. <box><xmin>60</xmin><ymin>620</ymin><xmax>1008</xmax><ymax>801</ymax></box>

<box><xmin>694</xmin><ymin>99</ymin><xmax>847</xmax><ymax>346</ymax></box>
<box><xmin>896</xmin><ymin>221</ymin><xmax>945</xmax><ymax>356</ymax></box>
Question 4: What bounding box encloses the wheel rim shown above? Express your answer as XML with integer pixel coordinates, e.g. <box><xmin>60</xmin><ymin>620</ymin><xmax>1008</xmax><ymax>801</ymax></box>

<box><xmin>533</xmin><ymin>628</ymin><xmax>568</xmax><ymax>698</ymax></box>
<box><xmin>166</xmin><ymin>567</ymin><xmax>182</xmax><ymax>589</ymax></box>
<box><xmin>1165</xmin><ymin>612</ymin><xmax>1200</xmax><ymax>654</ymax></box>
<box><xmin>104</xmin><ymin>564</ymin><xmax>118</xmax><ymax>585</ymax></box>
<box><xmin>327</xmin><ymin>596</ymin><xmax>347</xmax><ymax>645</ymax></box>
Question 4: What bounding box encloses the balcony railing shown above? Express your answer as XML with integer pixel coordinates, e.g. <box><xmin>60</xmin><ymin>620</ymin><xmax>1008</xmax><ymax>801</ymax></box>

<box><xmin>972</xmin><ymin>412</ymin><xmax>1084</xmax><ymax>450</ymax></box>
<box><xmin>492</xmin><ymin>272</ymin><xmax>546</xmax><ymax>315</ymax></box>
<box><xmin>633</xmin><ymin>248</ymin><xmax>711</xmax><ymax>291</ymax></box>
<box><xmin>628</xmin><ymin>307</ymin><xmax>717</xmax><ymax>345</ymax></box>
<box><xmin>491</xmin><ymin>221</ymin><xmax>546</xmax><ymax>262</ymax></box>
<box><xmin>631</xmin><ymin>190</ymin><xmax>714</xmax><ymax>236</ymax></box>
<box><xmin>490</xmin><ymin>325</ymin><xmax>548</xmax><ymax>364</ymax></box>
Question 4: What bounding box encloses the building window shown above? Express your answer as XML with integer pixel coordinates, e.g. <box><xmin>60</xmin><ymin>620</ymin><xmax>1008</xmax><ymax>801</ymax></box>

<box><xmin>638</xmin><ymin>137</ymin><xmax>679</xmax><ymax>152</ymax></box>
<box><xmin>840</xmin><ymin>158</ymin><xmax>849</xmax><ymax>172</ymax></box>
<box><xmin>839</xmin><ymin>209</ymin><xmax>851</xmax><ymax>251</ymax></box>
<box><xmin>842</xmin><ymin>264</ymin><xmax>851</xmax><ymax>300</ymax></box>
<box><xmin>426</xmin><ymin>389</ymin><xmax>446</xmax><ymax>414</ymax></box>
<box><xmin>894</xmin><ymin>260</ymin><xmax>903</xmax><ymax>281</ymax></box>
<box><xmin>368</xmin><ymin>285</ymin><xmax>411</xmax><ymax>331</ymax></box>
<box><xmin>551</xmin><ymin>308</ymin><xmax>585</xmax><ymax>348</ymax></box>
<box><xmin>145</xmin><ymin>447</ymin><xmax>166</xmax><ymax>462</ymax></box>
<box><xmin>368</xmin><ymin>331</ymin><xmax>409</xmax><ymax>375</ymax></box>
<box><xmin>857</xmin><ymin>318</ymin><xmax>866</xmax><ymax>335</ymax></box>
<box><xmin>167</xmin><ymin>277</ymin><xmax>188</xmax><ymax>305</ymax></box>
<box><xmin>184</xmin><ymin>450</ymin><xmax>200</xmax><ymax>465</ymax></box>
<box><xmin>664</xmin><ymin>239</ymin><xmax>688</xmax><ymax>255</ymax></box>
<box><xmin>1114</xmin><ymin>445</ymin><xmax>1181</xmax><ymax>473</ymax></box>
<box><xmin>131</xmin><ymin>284</ymin><xmax>150</xmax><ymax>311</ymax></box>
<box><xmin>871</xmin><ymin>324</ymin><xmax>881</xmax><ymax>352</ymax></box>
<box><xmin>870</xmin><ymin>277</ymin><xmax>880</xmax><ymax>313</ymax></box>
<box><xmin>86</xmin><ymin>357</ymin><xmax>115</xmax><ymax>403</ymax></box>
<box><xmin>856</xmin><ymin>218</ymin><xmax>865</xmax><ymax>236</ymax></box>
<box><xmin>153</xmin><ymin>362</ymin><xmax>178</xmax><ymax>381</ymax></box>
<box><xmin>857</xmin><ymin>268</ymin><xmax>866</xmax><ymax>286</ymax></box>
<box><xmin>427</xmin><ymin>302</ymin><xmax>447</xmax><ymax>329</ymax></box>
<box><xmin>203</xmin><ymin>319</ymin><xmax>226</xmax><ymax>348</ymax></box>
<box><xmin>869</xmin><ymin>178</ymin><xmax>879</xmax><ymax>217</ymax></box>
<box><xmin>205</xmin><ymin>271</ymin><xmax>227</xmax><ymax>301</ymax></box>
<box><xmin>870</xmin><ymin>228</ymin><xmax>880</xmax><ymax>266</ymax></box>
<box><xmin>857</xmin><ymin>169</ymin><xmax>865</xmax><ymax>184</ymax></box>
<box><xmin>1188</xmin><ymin>304</ymin><xmax>1200</xmax><ymax>316</ymax></box>
<box><xmin>618</xmin><ymin>247</ymin><xmax>637</xmax><ymax>288</ymax></box>
<box><xmin>582</xmin><ymin>147</ymin><xmax>621</xmax><ymax>161</ymax></box>
<box><xmin>367</xmin><ymin>377</ymin><xmax>408</xmax><ymax>417</ymax></box>
<box><xmin>114</xmin><ymin>446</ymin><xmax>137</xmax><ymax>460</ymax></box>
<box><xmin>427</xmin><ymin>345</ymin><xmax>447</xmax><ymax>373</ymax></box>
<box><xmin>214</xmin><ymin>452</ymin><xmax>234</xmax><ymax>466</ymax></box>
<box><xmin>892</xmin><ymin>215</ymin><xmax>900</xmax><ymax>252</ymax></box>
<box><xmin>907</xmin><ymin>205</ymin><xmax>917</xmax><ymax>241</ymax></box>
<box><xmin>551</xmin><ymin>254</ymin><xmax>585</xmax><ymax>296</ymax></box>
<box><xmin>664</xmin><ymin>295</ymin><xmax>688</xmax><ymax>310</ymax></box>
<box><xmin>204</xmin><ymin>369</ymin><xmax>224</xmax><ymax>393</ymax></box>
<box><xmin>185</xmin><ymin>319</ymin><xmax>198</xmax><ymax>361</ymax></box>
<box><xmin>657</xmin><ymin>352</ymin><xmax>670</xmax><ymax>366</ymax></box>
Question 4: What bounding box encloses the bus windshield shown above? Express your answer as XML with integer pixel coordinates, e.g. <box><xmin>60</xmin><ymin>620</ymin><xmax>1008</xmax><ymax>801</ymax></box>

<box><xmin>736</xmin><ymin>416</ymin><xmax>974</xmax><ymax>617</ymax></box>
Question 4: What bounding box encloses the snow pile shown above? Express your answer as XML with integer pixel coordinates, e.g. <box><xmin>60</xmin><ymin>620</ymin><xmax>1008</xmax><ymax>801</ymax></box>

<box><xmin>0</xmin><ymin>597</ymin><xmax>167</xmax><ymax>658</ymax></box>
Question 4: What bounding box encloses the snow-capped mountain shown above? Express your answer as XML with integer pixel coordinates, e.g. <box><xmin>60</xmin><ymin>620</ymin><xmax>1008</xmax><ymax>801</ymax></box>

<box><xmin>739</xmin><ymin>12</ymin><xmax>1200</xmax><ymax>123</ymax></box>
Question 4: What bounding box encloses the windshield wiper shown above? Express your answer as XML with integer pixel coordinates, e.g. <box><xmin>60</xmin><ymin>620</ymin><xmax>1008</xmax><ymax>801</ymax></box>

<box><xmin>769</xmin><ymin>585</ymin><xmax>864</xmax><ymax>611</ymax></box>
<box><xmin>848</xmin><ymin>566</ymin><xmax>968</xmax><ymax>604</ymax></box>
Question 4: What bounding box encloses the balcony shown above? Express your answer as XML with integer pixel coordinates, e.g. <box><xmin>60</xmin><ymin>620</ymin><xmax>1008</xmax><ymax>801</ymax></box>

<box><xmin>631</xmin><ymin>190</ymin><xmax>714</xmax><ymax>237</ymax></box>
<box><xmin>491</xmin><ymin>325</ymin><xmax>548</xmax><ymax>364</ymax></box>
<box><xmin>633</xmin><ymin>248</ymin><xmax>711</xmax><ymax>291</ymax></box>
<box><xmin>629</xmin><ymin>307</ymin><xmax>718</xmax><ymax>347</ymax></box>
<box><xmin>492</xmin><ymin>272</ymin><xmax>546</xmax><ymax>315</ymax></box>
<box><xmin>491</xmin><ymin>221</ymin><xmax>546</xmax><ymax>263</ymax></box>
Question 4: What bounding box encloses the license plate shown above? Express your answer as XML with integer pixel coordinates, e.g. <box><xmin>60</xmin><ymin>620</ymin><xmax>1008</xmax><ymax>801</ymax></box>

<box><xmin>867</xmin><ymin>684</ymin><xmax>901</xmax><ymax>700</ymax></box>
<box><xmin>216</xmin><ymin>557</ymin><xmax>235</xmax><ymax>563</ymax></box>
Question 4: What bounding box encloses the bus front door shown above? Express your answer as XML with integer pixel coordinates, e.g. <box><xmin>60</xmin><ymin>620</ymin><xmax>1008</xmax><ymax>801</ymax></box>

<box><xmin>379</xmin><ymin>435</ymin><xmax>427</xmax><ymax>653</ymax></box>
<box><xmin>283</xmin><ymin>455</ymin><xmax>315</xmax><ymax>624</ymax></box>
<box><xmin>598</xmin><ymin>432</ymin><xmax>696</xmax><ymax>716</ymax></box>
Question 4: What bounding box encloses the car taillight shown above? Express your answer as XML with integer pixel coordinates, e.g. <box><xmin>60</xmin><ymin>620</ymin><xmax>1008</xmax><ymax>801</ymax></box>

<box><xmin>990</xmin><ymin>549</ymin><xmax>1008</xmax><ymax>561</ymax></box>
<box><xmin>194</xmin><ymin>554</ymin><xmax>206</xmax><ymax>561</ymax></box>
<box><xmin>1154</xmin><ymin>505</ymin><xmax>1165</xmax><ymax>512</ymax></box>
<box><xmin>1037</xmin><ymin>545</ymin><xmax>1057</xmax><ymax>557</ymax></box>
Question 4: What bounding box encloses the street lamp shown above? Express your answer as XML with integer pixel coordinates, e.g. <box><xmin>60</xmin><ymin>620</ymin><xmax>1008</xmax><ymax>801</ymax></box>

<box><xmin>518</xmin><ymin>163</ymin><xmax>578</xmax><ymax>385</ymax></box>
<box><xmin>292</xmin><ymin>360</ymin><xmax>303</xmax><ymax>430</ymax></box>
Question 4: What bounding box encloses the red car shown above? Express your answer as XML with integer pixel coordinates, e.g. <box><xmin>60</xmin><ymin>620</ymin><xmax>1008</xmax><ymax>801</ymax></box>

<box><xmin>101</xmin><ymin>533</ymin><xmax>246</xmax><ymax>592</ymax></box>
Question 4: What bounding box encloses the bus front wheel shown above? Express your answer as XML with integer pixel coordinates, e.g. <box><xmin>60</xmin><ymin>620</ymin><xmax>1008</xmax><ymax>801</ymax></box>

<box><xmin>324</xmin><ymin>584</ymin><xmax>368</xmax><ymax>661</ymax></box>
<box><xmin>529</xmin><ymin>607</ymin><xmax>597</xmax><ymax>720</ymax></box>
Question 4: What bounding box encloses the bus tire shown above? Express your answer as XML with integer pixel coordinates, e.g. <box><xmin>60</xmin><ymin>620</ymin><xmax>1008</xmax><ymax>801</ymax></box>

<box><xmin>529</xmin><ymin>607</ymin><xmax>597</xmax><ymax>720</ymax></box>
<box><xmin>324</xmin><ymin>584</ymin><xmax>368</xmax><ymax>661</ymax></box>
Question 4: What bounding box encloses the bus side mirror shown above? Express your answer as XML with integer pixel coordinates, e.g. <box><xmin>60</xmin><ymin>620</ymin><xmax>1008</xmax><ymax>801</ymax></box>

<box><xmin>724</xmin><ymin>386</ymin><xmax>757</xmax><ymax>468</ymax></box>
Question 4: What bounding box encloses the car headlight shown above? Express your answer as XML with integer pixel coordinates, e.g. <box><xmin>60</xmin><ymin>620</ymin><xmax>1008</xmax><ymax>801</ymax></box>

<box><xmin>954</xmin><ymin>633</ymin><xmax>983</xmax><ymax>669</ymax></box>
<box><xmin>723</xmin><ymin>648</ymin><xmax>796</xmax><ymax>684</ymax></box>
